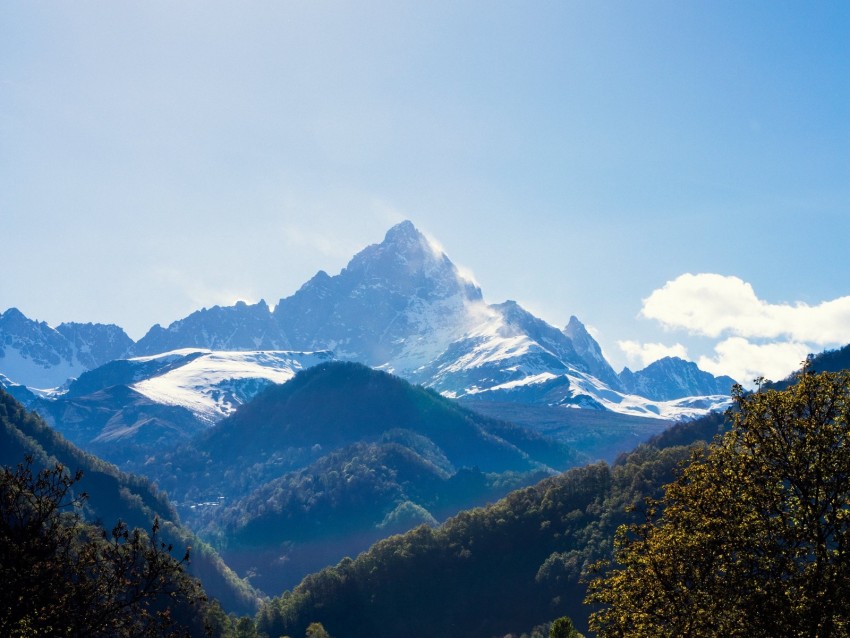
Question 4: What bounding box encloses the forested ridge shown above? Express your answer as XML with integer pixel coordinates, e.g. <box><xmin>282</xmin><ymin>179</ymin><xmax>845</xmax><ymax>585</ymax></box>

<box><xmin>146</xmin><ymin>362</ymin><xmax>579</xmax><ymax>595</ymax></box>
<box><xmin>587</xmin><ymin>368</ymin><xmax>850</xmax><ymax>636</ymax></box>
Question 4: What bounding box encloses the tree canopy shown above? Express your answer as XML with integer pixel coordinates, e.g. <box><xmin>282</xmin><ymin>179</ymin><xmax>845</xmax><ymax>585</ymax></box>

<box><xmin>0</xmin><ymin>457</ymin><xmax>210</xmax><ymax>638</ymax></box>
<box><xmin>587</xmin><ymin>370</ymin><xmax>850</xmax><ymax>637</ymax></box>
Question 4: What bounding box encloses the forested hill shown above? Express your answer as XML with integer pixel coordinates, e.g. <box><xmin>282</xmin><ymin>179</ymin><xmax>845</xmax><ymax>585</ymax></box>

<box><xmin>147</xmin><ymin>361</ymin><xmax>581</xmax><ymax>596</ymax></box>
<box><xmin>254</xmin><ymin>439</ymin><xmax>703</xmax><ymax>637</ymax></box>
<box><xmin>190</xmin><ymin>360</ymin><xmax>575</xmax><ymax>478</ymax></box>
<box><xmin>763</xmin><ymin>343</ymin><xmax>850</xmax><ymax>390</ymax></box>
<box><xmin>0</xmin><ymin>387</ymin><xmax>260</xmax><ymax>615</ymax></box>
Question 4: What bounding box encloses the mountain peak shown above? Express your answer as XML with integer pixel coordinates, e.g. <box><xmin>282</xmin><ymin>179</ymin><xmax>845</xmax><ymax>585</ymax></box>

<box><xmin>1</xmin><ymin>307</ymin><xmax>27</xmax><ymax>320</ymax></box>
<box><xmin>274</xmin><ymin>222</ymin><xmax>483</xmax><ymax>368</ymax></box>
<box><xmin>383</xmin><ymin>220</ymin><xmax>422</xmax><ymax>245</ymax></box>
<box><xmin>369</xmin><ymin>220</ymin><xmax>448</xmax><ymax>270</ymax></box>
<box><xmin>562</xmin><ymin>315</ymin><xmax>622</xmax><ymax>389</ymax></box>
<box><xmin>619</xmin><ymin>356</ymin><xmax>737</xmax><ymax>401</ymax></box>
<box><xmin>341</xmin><ymin>221</ymin><xmax>478</xmax><ymax>297</ymax></box>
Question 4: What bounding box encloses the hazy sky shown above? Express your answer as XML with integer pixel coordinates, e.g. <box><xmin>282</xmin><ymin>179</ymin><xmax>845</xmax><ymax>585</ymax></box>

<box><xmin>2</xmin><ymin>1</ymin><xmax>848</xmax><ymax>384</ymax></box>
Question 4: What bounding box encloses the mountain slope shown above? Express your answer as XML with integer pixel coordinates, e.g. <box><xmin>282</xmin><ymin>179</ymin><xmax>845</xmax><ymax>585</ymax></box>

<box><xmin>255</xmin><ymin>444</ymin><xmax>695</xmax><ymax>638</ymax></box>
<box><xmin>202</xmin><ymin>439</ymin><xmax>553</xmax><ymax>594</ymax></box>
<box><xmin>129</xmin><ymin>349</ymin><xmax>334</xmax><ymax>423</ymax></box>
<box><xmin>138</xmin><ymin>361</ymin><xmax>578</xmax><ymax>507</ymax></box>
<box><xmin>0</xmin><ymin>387</ymin><xmax>260</xmax><ymax>615</ymax></box>
<box><xmin>181</xmin><ymin>361</ymin><xmax>573</xmax><ymax>481</ymax></box>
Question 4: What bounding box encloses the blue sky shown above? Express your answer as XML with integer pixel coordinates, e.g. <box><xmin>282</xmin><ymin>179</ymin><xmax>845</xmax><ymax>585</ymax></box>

<box><xmin>2</xmin><ymin>1</ymin><xmax>848</xmax><ymax>384</ymax></box>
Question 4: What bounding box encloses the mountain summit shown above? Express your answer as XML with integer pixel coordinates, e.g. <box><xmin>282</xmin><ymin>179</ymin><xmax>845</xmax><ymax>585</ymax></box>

<box><xmin>274</xmin><ymin>221</ymin><xmax>484</xmax><ymax>372</ymax></box>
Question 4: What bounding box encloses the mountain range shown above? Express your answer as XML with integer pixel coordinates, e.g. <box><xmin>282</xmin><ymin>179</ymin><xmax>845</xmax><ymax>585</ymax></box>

<box><xmin>0</xmin><ymin>221</ymin><xmax>736</xmax><ymax>428</ymax></box>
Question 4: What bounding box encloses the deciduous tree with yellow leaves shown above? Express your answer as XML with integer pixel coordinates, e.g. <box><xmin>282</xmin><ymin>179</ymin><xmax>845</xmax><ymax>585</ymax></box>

<box><xmin>587</xmin><ymin>369</ymin><xmax>850</xmax><ymax>637</ymax></box>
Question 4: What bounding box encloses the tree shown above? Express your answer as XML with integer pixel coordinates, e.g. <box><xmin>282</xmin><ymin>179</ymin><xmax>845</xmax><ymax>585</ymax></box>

<box><xmin>0</xmin><ymin>456</ymin><xmax>210</xmax><ymax>637</ymax></box>
<box><xmin>305</xmin><ymin>622</ymin><xmax>331</xmax><ymax>638</ymax></box>
<box><xmin>586</xmin><ymin>370</ymin><xmax>850</xmax><ymax>637</ymax></box>
<box><xmin>549</xmin><ymin>616</ymin><xmax>583</xmax><ymax>638</ymax></box>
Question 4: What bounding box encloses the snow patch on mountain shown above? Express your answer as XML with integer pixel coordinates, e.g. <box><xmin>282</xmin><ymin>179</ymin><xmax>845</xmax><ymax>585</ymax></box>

<box><xmin>564</xmin><ymin>370</ymin><xmax>734</xmax><ymax>419</ymax></box>
<box><xmin>0</xmin><ymin>345</ymin><xmax>86</xmax><ymax>391</ymax></box>
<box><xmin>131</xmin><ymin>349</ymin><xmax>334</xmax><ymax>423</ymax></box>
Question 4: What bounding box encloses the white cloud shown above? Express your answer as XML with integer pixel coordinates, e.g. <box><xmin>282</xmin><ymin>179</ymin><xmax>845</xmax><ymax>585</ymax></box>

<box><xmin>641</xmin><ymin>273</ymin><xmax>850</xmax><ymax>345</ymax></box>
<box><xmin>618</xmin><ymin>340</ymin><xmax>688</xmax><ymax>369</ymax></box>
<box><xmin>698</xmin><ymin>337</ymin><xmax>812</xmax><ymax>386</ymax></box>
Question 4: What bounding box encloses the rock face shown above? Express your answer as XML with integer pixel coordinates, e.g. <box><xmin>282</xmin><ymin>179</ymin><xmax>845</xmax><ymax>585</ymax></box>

<box><xmin>619</xmin><ymin>357</ymin><xmax>737</xmax><ymax>401</ymax></box>
<box><xmin>132</xmin><ymin>300</ymin><xmax>289</xmax><ymax>356</ymax></box>
<box><xmin>55</xmin><ymin>321</ymin><xmax>134</xmax><ymax>369</ymax></box>
<box><xmin>0</xmin><ymin>308</ymin><xmax>132</xmax><ymax>389</ymax></box>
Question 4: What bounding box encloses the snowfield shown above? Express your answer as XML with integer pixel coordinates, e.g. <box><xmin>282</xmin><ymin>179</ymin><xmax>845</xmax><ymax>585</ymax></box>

<box><xmin>131</xmin><ymin>349</ymin><xmax>334</xmax><ymax>423</ymax></box>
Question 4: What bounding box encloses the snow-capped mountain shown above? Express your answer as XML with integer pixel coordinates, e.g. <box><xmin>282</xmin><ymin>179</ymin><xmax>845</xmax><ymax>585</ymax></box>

<box><xmin>270</xmin><ymin>222</ymin><xmax>734</xmax><ymax>418</ymax></box>
<box><xmin>563</xmin><ymin>315</ymin><xmax>623</xmax><ymax>389</ymax></box>
<box><xmin>274</xmin><ymin>220</ymin><xmax>485</xmax><ymax>373</ymax></box>
<box><xmin>619</xmin><ymin>357</ymin><xmax>737</xmax><ymax>401</ymax></box>
<box><xmin>0</xmin><ymin>221</ymin><xmax>737</xmax><ymax>421</ymax></box>
<box><xmin>0</xmin><ymin>308</ymin><xmax>133</xmax><ymax>389</ymax></box>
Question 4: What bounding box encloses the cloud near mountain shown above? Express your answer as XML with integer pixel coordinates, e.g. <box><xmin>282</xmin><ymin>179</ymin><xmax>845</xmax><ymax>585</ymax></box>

<box><xmin>635</xmin><ymin>273</ymin><xmax>850</xmax><ymax>384</ymax></box>
<box><xmin>618</xmin><ymin>340</ymin><xmax>689</xmax><ymax>369</ymax></box>
<box><xmin>698</xmin><ymin>338</ymin><xmax>812</xmax><ymax>387</ymax></box>
<box><xmin>641</xmin><ymin>273</ymin><xmax>850</xmax><ymax>343</ymax></box>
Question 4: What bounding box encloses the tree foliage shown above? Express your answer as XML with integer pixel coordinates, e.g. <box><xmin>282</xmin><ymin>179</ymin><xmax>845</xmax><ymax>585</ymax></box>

<box><xmin>549</xmin><ymin>616</ymin><xmax>583</xmax><ymax>638</ymax></box>
<box><xmin>587</xmin><ymin>370</ymin><xmax>850</xmax><ymax>637</ymax></box>
<box><xmin>0</xmin><ymin>456</ymin><xmax>211</xmax><ymax>637</ymax></box>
